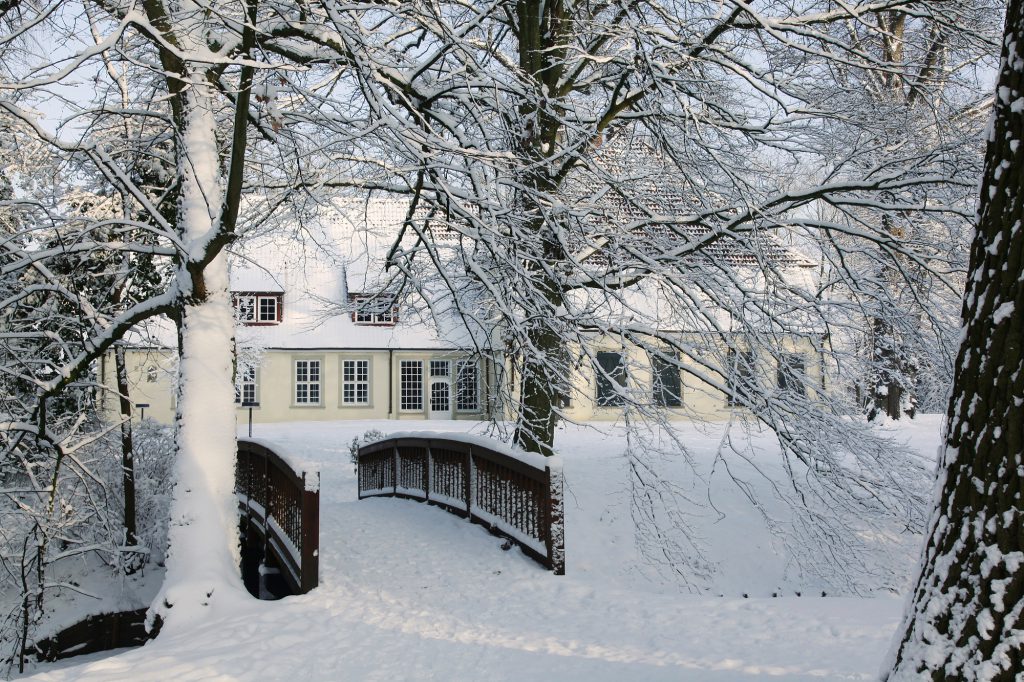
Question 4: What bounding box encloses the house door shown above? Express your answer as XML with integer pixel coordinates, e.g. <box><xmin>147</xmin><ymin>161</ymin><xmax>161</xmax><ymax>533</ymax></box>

<box><xmin>428</xmin><ymin>360</ymin><xmax>452</xmax><ymax>419</ymax></box>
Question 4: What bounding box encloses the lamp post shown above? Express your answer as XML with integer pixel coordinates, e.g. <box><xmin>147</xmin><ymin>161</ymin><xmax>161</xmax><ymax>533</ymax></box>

<box><xmin>136</xmin><ymin>403</ymin><xmax>150</xmax><ymax>422</ymax></box>
<box><xmin>241</xmin><ymin>401</ymin><xmax>260</xmax><ymax>438</ymax></box>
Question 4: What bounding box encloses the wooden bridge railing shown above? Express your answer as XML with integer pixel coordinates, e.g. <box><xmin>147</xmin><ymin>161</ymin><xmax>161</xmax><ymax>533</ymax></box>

<box><xmin>358</xmin><ymin>435</ymin><xmax>564</xmax><ymax>574</ymax></box>
<box><xmin>236</xmin><ymin>439</ymin><xmax>320</xmax><ymax>594</ymax></box>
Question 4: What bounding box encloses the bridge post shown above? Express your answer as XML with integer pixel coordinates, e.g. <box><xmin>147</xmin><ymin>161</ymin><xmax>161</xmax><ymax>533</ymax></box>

<box><xmin>464</xmin><ymin>447</ymin><xmax>473</xmax><ymax>514</ymax></box>
<box><xmin>300</xmin><ymin>471</ymin><xmax>320</xmax><ymax>593</ymax></box>
<box><xmin>393</xmin><ymin>445</ymin><xmax>399</xmax><ymax>495</ymax></box>
<box><xmin>545</xmin><ymin>466</ymin><xmax>565</xmax><ymax>576</ymax></box>
<box><xmin>424</xmin><ymin>442</ymin><xmax>431</xmax><ymax>502</ymax></box>
<box><xmin>262</xmin><ymin>445</ymin><xmax>271</xmax><ymax>589</ymax></box>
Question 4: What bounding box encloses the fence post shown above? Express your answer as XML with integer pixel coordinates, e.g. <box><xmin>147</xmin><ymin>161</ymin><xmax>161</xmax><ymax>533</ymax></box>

<box><xmin>300</xmin><ymin>471</ymin><xmax>320</xmax><ymax>593</ymax></box>
<box><xmin>356</xmin><ymin>449</ymin><xmax>363</xmax><ymax>499</ymax></box>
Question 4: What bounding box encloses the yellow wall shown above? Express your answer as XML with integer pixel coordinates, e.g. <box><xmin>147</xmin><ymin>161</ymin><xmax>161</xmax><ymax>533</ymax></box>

<box><xmin>110</xmin><ymin>335</ymin><xmax>822</xmax><ymax>426</ymax></box>
<box><xmin>529</xmin><ymin>335</ymin><xmax>823</xmax><ymax>422</ymax></box>
<box><xmin>110</xmin><ymin>348</ymin><xmax>491</xmax><ymax>426</ymax></box>
<box><xmin>100</xmin><ymin>348</ymin><xmax>178</xmax><ymax>423</ymax></box>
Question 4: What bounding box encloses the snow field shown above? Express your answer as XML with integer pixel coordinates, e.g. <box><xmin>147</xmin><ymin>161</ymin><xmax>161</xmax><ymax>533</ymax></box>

<box><xmin>26</xmin><ymin>417</ymin><xmax>943</xmax><ymax>681</ymax></box>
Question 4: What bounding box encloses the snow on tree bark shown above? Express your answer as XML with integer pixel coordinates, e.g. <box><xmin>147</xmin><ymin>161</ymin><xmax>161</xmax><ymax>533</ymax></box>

<box><xmin>153</xmin><ymin>76</ymin><xmax>245</xmax><ymax>628</ymax></box>
<box><xmin>886</xmin><ymin>0</ymin><xmax>1024</xmax><ymax>676</ymax></box>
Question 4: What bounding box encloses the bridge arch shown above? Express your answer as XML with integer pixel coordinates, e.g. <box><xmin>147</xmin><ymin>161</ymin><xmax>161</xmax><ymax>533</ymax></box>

<box><xmin>357</xmin><ymin>434</ymin><xmax>564</xmax><ymax>574</ymax></box>
<box><xmin>236</xmin><ymin>439</ymin><xmax>320</xmax><ymax>598</ymax></box>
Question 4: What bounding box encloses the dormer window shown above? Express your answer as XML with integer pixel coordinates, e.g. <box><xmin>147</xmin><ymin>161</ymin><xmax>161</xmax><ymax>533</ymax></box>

<box><xmin>235</xmin><ymin>293</ymin><xmax>282</xmax><ymax>325</ymax></box>
<box><xmin>350</xmin><ymin>293</ymin><xmax>397</xmax><ymax>326</ymax></box>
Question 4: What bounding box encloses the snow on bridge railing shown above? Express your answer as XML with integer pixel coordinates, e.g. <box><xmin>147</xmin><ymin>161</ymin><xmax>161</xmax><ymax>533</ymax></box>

<box><xmin>236</xmin><ymin>438</ymin><xmax>320</xmax><ymax>594</ymax></box>
<box><xmin>357</xmin><ymin>432</ymin><xmax>564</xmax><ymax>575</ymax></box>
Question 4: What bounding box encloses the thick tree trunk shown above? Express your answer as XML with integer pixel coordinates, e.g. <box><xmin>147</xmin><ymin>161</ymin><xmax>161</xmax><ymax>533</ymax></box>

<box><xmin>514</xmin><ymin>322</ymin><xmax>562</xmax><ymax>457</ymax></box>
<box><xmin>869</xmin><ymin>315</ymin><xmax>912</xmax><ymax>421</ymax></box>
<box><xmin>508</xmin><ymin>0</ymin><xmax>570</xmax><ymax>458</ymax></box>
<box><xmin>151</xmin><ymin>78</ymin><xmax>243</xmax><ymax>628</ymax></box>
<box><xmin>869</xmin><ymin>214</ymin><xmax>916</xmax><ymax>422</ymax></box>
<box><xmin>885</xmin><ymin>0</ymin><xmax>1024</xmax><ymax>676</ymax></box>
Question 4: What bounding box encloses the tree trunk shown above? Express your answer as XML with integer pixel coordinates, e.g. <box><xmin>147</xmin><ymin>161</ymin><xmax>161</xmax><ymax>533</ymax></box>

<box><xmin>514</xmin><ymin>322</ymin><xmax>562</xmax><ymax>457</ymax></box>
<box><xmin>509</xmin><ymin>0</ymin><xmax>570</xmax><ymax>457</ymax></box>
<box><xmin>114</xmin><ymin>344</ymin><xmax>139</xmax><ymax>573</ymax></box>
<box><xmin>885</xmin><ymin>0</ymin><xmax>1024</xmax><ymax>676</ymax></box>
<box><xmin>869</xmin><ymin>213</ymin><xmax>915</xmax><ymax>421</ymax></box>
<box><xmin>151</xmin><ymin>77</ymin><xmax>242</xmax><ymax>629</ymax></box>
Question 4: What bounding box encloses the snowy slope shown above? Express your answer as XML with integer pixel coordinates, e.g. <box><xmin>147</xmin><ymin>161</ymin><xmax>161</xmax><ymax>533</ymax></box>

<box><xmin>23</xmin><ymin>417</ymin><xmax>943</xmax><ymax>681</ymax></box>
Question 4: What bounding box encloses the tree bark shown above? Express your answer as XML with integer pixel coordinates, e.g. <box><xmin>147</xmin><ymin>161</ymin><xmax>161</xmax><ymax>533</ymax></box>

<box><xmin>114</xmin><ymin>344</ymin><xmax>139</xmax><ymax>573</ymax></box>
<box><xmin>886</xmin><ymin>0</ymin><xmax>1024</xmax><ymax>676</ymax></box>
<box><xmin>151</xmin><ymin>68</ymin><xmax>243</xmax><ymax>629</ymax></box>
<box><xmin>509</xmin><ymin>0</ymin><xmax>570</xmax><ymax>457</ymax></box>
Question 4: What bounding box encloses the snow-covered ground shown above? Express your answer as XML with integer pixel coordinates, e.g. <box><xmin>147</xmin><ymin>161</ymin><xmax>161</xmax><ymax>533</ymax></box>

<box><xmin>24</xmin><ymin>417</ymin><xmax>944</xmax><ymax>681</ymax></box>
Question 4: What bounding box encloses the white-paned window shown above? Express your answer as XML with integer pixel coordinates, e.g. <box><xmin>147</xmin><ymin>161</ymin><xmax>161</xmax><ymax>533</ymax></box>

<box><xmin>295</xmin><ymin>359</ymin><xmax>321</xmax><ymax>405</ymax></box>
<box><xmin>400</xmin><ymin>360</ymin><xmax>423</xmax><ymax>411</ymax></box>
<box><xmin>455</xmin><ymin>360</ymin><xmax>479</xmax><ymax>411</ymax></box>
<box><xmin>258</xmin><ymin>296</ymin><xmax>278</xmax><ymax>322</ymax></box>
<box><xmin>352</xmin><ymin>294</ymin><xmax>397</xmax><ymax>326</ymax></box>
<box><xmin>237</xmin><ymin>295</ymin><xmax>255</xmax><ymax>322</ymax></box>
<box><xmin>430</xmin><ymin>360</ymin><xmax>450</xmax><ymax>377</ymax></box>
<box><xmin>235</xmin><ymin>365</ymin><xmax>258</xmax><ymax>405</ymax></box>
<box><xmin>235</xmin><ymin>294</ymin><xmax>281</xmax><ymax>324</ymax></box>
<box><xmin>431</xmin><ymin>381</ymin><xmax>450</xmax><ymax>413</ymax></box>
<box><xmin>342</xmin><ymin>359</ymin><xmax>370</xmax><ymax>405</ymax></box>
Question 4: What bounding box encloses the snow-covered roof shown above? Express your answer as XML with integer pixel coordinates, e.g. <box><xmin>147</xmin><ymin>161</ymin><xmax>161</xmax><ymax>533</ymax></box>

<box><xmin>230</xmin><ymin>268</ymin><xmax>285</xmax><ymax>293</ymax></box>
<box><xmin>232</xmin><ymin>199</ymin><xmax>484</xmax><ymax>351</ymax></box>
<box><xmin>568</xmin><ymin>139</ymin><xmax>816</xmax><ymax>270</ymax></box>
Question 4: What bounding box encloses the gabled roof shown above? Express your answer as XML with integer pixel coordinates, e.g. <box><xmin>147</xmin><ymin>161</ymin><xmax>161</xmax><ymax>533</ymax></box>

<box><xmin>231</xmin><ymin>199</ymin><xmax>488</xmax><ymax>351</ymax></box>
<box><xmin>230</xmin><ymin>269</ymin><xmax>285</xmax><ymax>293</ymax></box>
<box><xmin>568</xmin><ymin>139</ymin><xmax>815</xmax><ymax>270</ymax></box>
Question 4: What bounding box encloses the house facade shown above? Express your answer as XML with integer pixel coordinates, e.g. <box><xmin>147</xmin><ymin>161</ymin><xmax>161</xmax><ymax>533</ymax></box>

<box><xmin>104</xmin><ymin>200</ymin><xmax>822</xmax><ymax>426</ymax></box>
<box><xmin>104</xmin><ymin>201</ymin><xmax>496</xmax><ymax>426</ymax></box>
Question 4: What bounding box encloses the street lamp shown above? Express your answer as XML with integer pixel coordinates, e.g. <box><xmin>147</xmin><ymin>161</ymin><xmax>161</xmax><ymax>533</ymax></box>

<box><xmin>241</xmin><ymin>401</ymin><xmax>260</xmax><ymax>438</ymax></box>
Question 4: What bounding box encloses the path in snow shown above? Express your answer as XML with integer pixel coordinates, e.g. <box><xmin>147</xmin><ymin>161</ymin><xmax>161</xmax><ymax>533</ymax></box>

<box><xmin>28</xmin><ymin>419</ymin><xmax>938</xmax><ymax>681</ymax></box>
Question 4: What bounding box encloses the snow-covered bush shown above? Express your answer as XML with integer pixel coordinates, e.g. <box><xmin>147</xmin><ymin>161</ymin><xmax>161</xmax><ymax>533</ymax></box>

<box><xmin>349</xmin><ymin>430</ymin><xmax>386</xmax><ymax>470</ymax></box>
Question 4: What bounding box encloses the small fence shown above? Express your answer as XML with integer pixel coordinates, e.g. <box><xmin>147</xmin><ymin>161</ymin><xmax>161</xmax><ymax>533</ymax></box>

<box><xmin>29</xmin><ymin>608</ymin><xmax>158</xmax><ymax>663</ymax></box>
<box><xmin>236</xmin><ymin>439</ymin><xmax>320</xmax><ymax>594</ymax></box>
<box><xmin>358</xmin><ymin>435</ymin><xmax>564</xmax><ymax>574</ymax></box>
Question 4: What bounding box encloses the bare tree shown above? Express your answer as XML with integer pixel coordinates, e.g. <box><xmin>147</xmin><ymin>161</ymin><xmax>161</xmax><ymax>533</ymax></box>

<box><xmin>886</xmin><ymin>0</ymin><xmax>1024</xmax><ymax>675</ymax></box>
